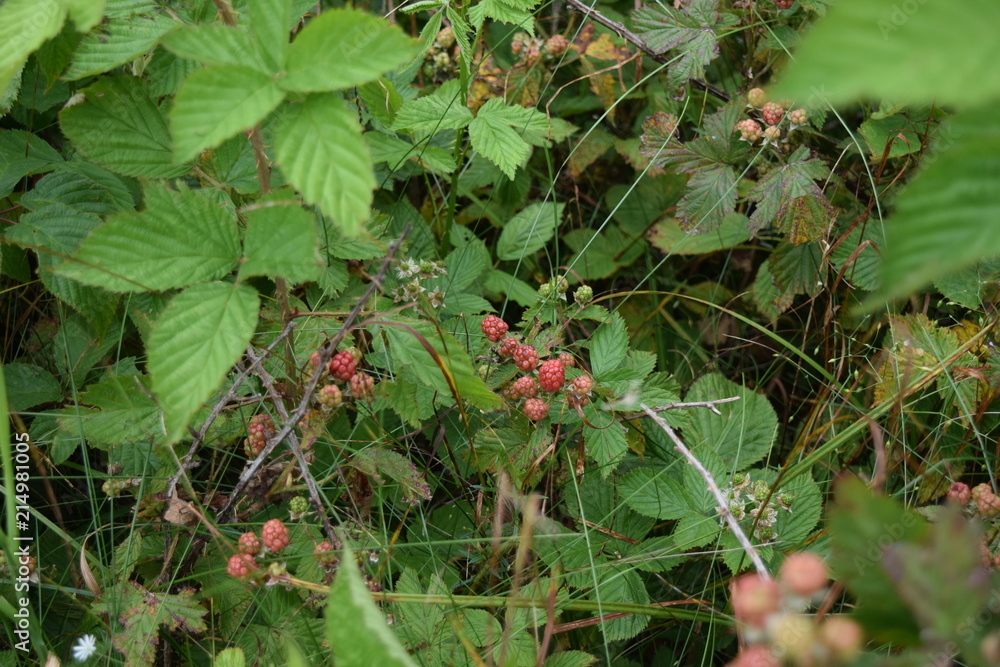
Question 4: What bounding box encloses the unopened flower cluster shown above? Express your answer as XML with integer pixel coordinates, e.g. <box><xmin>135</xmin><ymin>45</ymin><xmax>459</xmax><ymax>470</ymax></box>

<box><xmin>720</xmin><ymin>472</ymin><xmax>794</xmax><ymax>542</ymax></box>
<box><xmin>392</xmin><ymin>257</ymin><xmax>446</xmax><ymax>307</ymax></box>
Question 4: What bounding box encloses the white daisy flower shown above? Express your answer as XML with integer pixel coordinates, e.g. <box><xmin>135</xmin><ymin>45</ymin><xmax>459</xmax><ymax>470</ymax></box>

<box><xmin>72</xmin><ymin>634</ymin><xmax>98</xmax><ymax>662</ymax></box>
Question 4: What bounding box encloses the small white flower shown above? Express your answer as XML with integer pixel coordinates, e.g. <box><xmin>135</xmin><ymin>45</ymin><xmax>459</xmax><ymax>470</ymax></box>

<box><xmin>72</xmin><ymin>634</ymin><xmax>98</xmax><ymax>661</ymax></box>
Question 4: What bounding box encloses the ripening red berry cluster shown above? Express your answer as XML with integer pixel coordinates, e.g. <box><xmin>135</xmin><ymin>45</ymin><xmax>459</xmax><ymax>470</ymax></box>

<box><xmin>481</xmin><ymin>314</ymin><xmax>509</xmax><ymax>342</ymax></box>
<box><xmin>244</xmin><ymin>413</ymin><xmax>274</xmax><ymax>458</ymax></box>
<box><xmin>480</xmin><ymin>315</ymin><xmax>599</xmax><ymax>422</ymax></box>
<box><xmin>513</xmin><ymin>345</ymin><xmax>540</xmax><ymax>371</ymax></box>
<box><xmin>238</xmin><ymin>531</ymin><xmax>261</xmax><ymax>555</ymax></box>
<box><xmin>227</xmin><ymin>553</ymin><xmax>257</xmax><ymax>579</ymax></box>
<box><xmin>329</xmin><ymin>350</ymin><xmax>357</xmax><ymax>381</ymax></box>
<box><xmin>261</xmin><ymin>518</ymin><xmax>290</xmax><ymax>553</ymax></box>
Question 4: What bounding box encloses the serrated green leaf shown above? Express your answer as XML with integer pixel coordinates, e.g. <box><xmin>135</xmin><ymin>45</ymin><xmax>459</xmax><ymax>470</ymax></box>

<box><xmin>774</xmin><ymin>473</ymin><xmax>821</xmax><ymax>547</ymax></box>
<box><xmin>675</xmin><ymin>165</ymin><xmax>737</xmax><ymax>233</ymax></box>
<box><xmin>213</xmin><ymin>648</ymin><xmax>246</xmax><ymax>667</ymax></box>
<box><xmin>94</xmin><ymin>581</ymin><xmax>208</xmax><ymax>667</ymax></box>
<box><xmin>249</xmin><ymin>0</ymin><xmax>291</xmax><ymax>70</ymax></box>
<box><xmin>583</xmin><ymin>410</ymin><xmax>628</xmax><ymax>476</ymax></box>
<box><xmin>0</xmin><ymin>129</ymin><xmax>64</xmax><ymax>198</ymax></box>
<box><xmin>281</xmin><ymin>8</ymin><xmax>420</xmax><ymax>92</ymax></box>
<box><xmin>4</xmin><ymin>362</ymin><xmax>62</xmax><ymax>411</ymax></box>
<box><xmin>0</xmin><ymin>0</ymin><xmax>67</xmax><ymax>94</ymax></box>
<box><xmin>774</xmin><ymin>0</ymin><xmax>1000</xmax><ymax>108</ymax></box>
<box><xmin>442</xmin><ymin>240</ymin><xmax>490</xmax><ymax>291</ymax></box>
<box><xmin>672</xmin><ymin>513</ymin><xmax>720</xmax><ymax>550</ymax></box>
<box><xmin>632</xmin><ymin>0</ymin><xmax>724</xmax><ymax>88</ymax></box>
<box><xmin>591</xmin><ymin>566</ymin><xmax>649</xmax><ymax>641</ymax></box>
<box><xmin>829</xmin><ymin>222</ymin><xmax>884</xmax><ymax>293</ymax></box>
<box><xmin>650</xmin><ymin>213</ymin><xmax>751</xmax><ymax>255</ymax></box>
<box><xmin>589</xmin><ymin>313</ymin><xmax>628</xmax><ymax>379</ymax></box>
<box><xmin>327</xmin><ymin>541</ymin><xmax>418</xmax><ymax>667</ymax></box>
<box><xmin>392</xmin><ymin>79</ymin><xmax>472</xmax><ymax>132</ymax></box>
<box><xmin>64</xmin><ymin>13</ymin><xmax>175</xmax><ymax>80</ymax></box>
<box><xmin>468</xmin><ymin>98</ymin><xmax>547</xmax><ymax>179</ymax></box>
<box><xmin>358</xmin><ymin>77</ymin><xmax>404</xmax><ymax>127</ymax></box>
<box><xmin>366</xmin><ymin>132</ymin><xmax>456</xmax><ymax>175</ymax></box>
<box><xmin>383</xmin><ymin>319</ymin><xmax>501</xmax><ymax>412</ymax></box>
<box><xmin>56</xmin><ymin>181</ymin><xmax>240</xmax><ymax>292</ymax></box>
<box><xmin>60</xmin><ymin>374</ymin><xmax>164</xmax><ymax>447</ymax></box>
<box><xmin>21</xmin><ymin>163</ymin><xmax>133</xmax><ymax>216</ymax></box>
<box><xmin>878</xmin><ymin>103</ymin><xmax>1000</xmax><ymax>302</ymax></box>
<box><xmin>275</xmin><ymin>93</ymin><xmax>374</xmax><ymax>236</ymax></box>
<box><xmin>619</xmin><ymin>467</ymin><xmax>691</xmax><ymax>520</ymax></box>
<box><xmin>161</xmin><ymin>24</ymin><xmax>271</xmax><ymax>70</ymax></box>
<box><xmin>469</xmin><ymin>0</ymin><xmax>534</xmax><ymax>32</ymax></box>
<box><xmin>147</xmin><ymin>282</ymin><xmax>259</xmax><ymax>443</ymax></box>
<box><xmin>171</xmin><ymin>65</ymin><xmax>285</xmax><ymax>162</ymax></box>
<box><xmin>60</xmin><ymin>75</ymin><xmax>192</xmax><ymax>178</ymax></box>
<box><xmin>496</xmin><ymin>202</ymin><xmax>563</xmax><ymax>261</ymax></box>
<box><xmin>770</xmin><ymin>241</ymin><xmax>825</xmax><ymax>296</ymax></box>
<box><xmin>6</xmin><ymin>203</ymin><xmax>121</xmax><ymax>328</ymax></box>
<box><xmin>240</xmin><ymin>202</ymin><xmax>321</xmax><ymax>283</ymax></box>
<box><xmin>64</xmin><ymin>0</ymin><xmax>106</xmax><ymax>32</ymax></box>
<box><xmin>685</xmin><ymin>373</ymin><xmax>777</xmax><ymax>470</ymax></box>
<box><xmin>747</xmin><ymin>146</ymin><xmax>830</xmax><ymax>238</ymax></box>
<box><xmin>482</xmin><ymin>270</ymin><xmax>537</xmax><ymax>307</ymax></box>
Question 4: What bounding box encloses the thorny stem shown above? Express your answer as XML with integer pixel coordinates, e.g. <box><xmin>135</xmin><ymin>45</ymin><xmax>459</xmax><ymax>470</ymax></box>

<box><xmin>639</xmin><ymin>401</ymin><xmax>772</xmax><ymax>579</ymax></box>
<box><xmin>215</xmin><ymin>223</ymin><xmax>412</xmax><ymax>525</ymax></box>
<box><xmin>167</xmin><ymin>320</ymin><xmax>298</xmax><ymax>500</ymax></box>
<box><xmin>245</xmin><ymin>347</ymin><xmax>337</xmax><ymax>544</ymax></box>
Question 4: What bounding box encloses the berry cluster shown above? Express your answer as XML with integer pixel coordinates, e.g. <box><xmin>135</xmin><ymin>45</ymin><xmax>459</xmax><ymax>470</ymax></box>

<box><xmin>238</xmin><ymin>531</ymin><xmax>261</xmax><ymax>555</ymax></box>
<box><xmin>734</xmin><ymin>88</ymin><xmax>808</xmax><ymax>145</ymax></box>
<box><xmin>774</xmin><ymin>0</ymin><xmax>794</xmax><ymax>9</ymax></box>
<box><xmin>317</xmin><ymin>383</ymin><xmax>343</xmax><ymax>409</ymax></box>
<box><xmin>244</xmin><ymin>413</ymin><xmax>275</xmax><ymax>458</ymax></box>
<box><xmin>483</xmin><ymin>314</ymin><xmax>599</xmax><ymax>422</ymax></box>
<box><xmin>729</xmin><ymin>554</ymin><xmax>863</xmax><ymax>666</ymax></box>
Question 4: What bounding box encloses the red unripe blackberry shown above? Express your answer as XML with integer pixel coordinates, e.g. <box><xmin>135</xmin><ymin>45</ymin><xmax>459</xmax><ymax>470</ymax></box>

<box><xmin>544</xmin><ymin>34</ymin><xmax>569</xmax><ymax>57</ymax></box>
<box><xmin>512</xmin><ymin>375</ymin><xmax>538</xmax><ymax>398</ymax></box>
<box><xmin>788</xmin><ymin>108</ymin><xmax>808</xmax><ymax>126</ymax></box>
<box><xmin>481</xmin><ymin>315</ymin><xmax>509</xmax><ymax>342</ymax></box>
<box><xmin>537</xmin><ymin>359</ymin><xmax>566</xmax><ymax>392</ymax></box>
<box><xmin>948</xmin><ymin>482</ymin><xmax>972</xmax><ymax>505</ymax></box>
<box><xmin>227</xmin><ymin>553</ymin><xmax>258</xmax><ymax>578</ymax></box>
<box><xmin>317</xmin><ymin>384</ymin><xmax>343</xmax><ymax>408</ymax></box>
<box><xmin>762</xmin><ymin>102</ymin><xmax>785</xmax><ymax>126</ymax></box>
<box><xmin>309</xmin><ymin>350</ymin><xmax>324</xmax><ymax>370</ymax></box>
<box><xmin>502</xmin><ymin>384</ymin><xmax>520</xmax><ymax>401</ymax></box>
<box><xmin>731</xmin><ymin>574</ymin><xmax>781</xmax><ymax>627</ymax></box>
<box><xmin>774</xmin><ymin>0</ymin><xmax>793</xmax><ymax>8</ymax></box>
<box><xmin>557</xmin><ymin>352</ymin><xmax>575</xmax><ymax>367</ymax></box>
<box><xmin>314</xmin><ymin>541</ymin><xmax>338</xmax><ymax>565</ymax></box>
<box><xmin>523</xmin><ymin>397</ymin><xmax>549</xmax><ymax>421</ymax></box>
<box><xmin>349</xmin><ymin>372</ymin><xmax>375</xmax><ymax>398</ymax></box>
<box><xmin>245</xmin><ymin>416</ymin><xmax>272</xmax><ymax>458</ymax></box>
<box><xmin>498</xmin><ymin>337</ymin><xmax>518</xmax><ymax>357</ymax></box>
<box><xmin>513</xmin><ymin>345</ymin><xmax>540</xmax><ymax>371</ymax></box>
<box><xmin>571</xmin><ymin>375</ymin><xmax>593</xmax><ymax>396</ymax></box>
<box><xmin>779</xmin><ymin>552</ymin><xmax>828</xmax><ymax>596</ymax></box>
<box><xmin>328</xmin><ymin>350</ymin><xmax>357</xmax><ymax>381</ymax></box>
<box><xmin>237</xmin><ymin>531</ymin><xmax>261</xmax><ymax>555</ymax></box>
<box><xmin>735</xmin><ymin>118</ymin><xmax>762</xmax><ymax>143</ymax></box>
<box><xmin>261</xmin><ymin>518</ymin><xmax>290</xmax><ymax>553</ymax></box>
